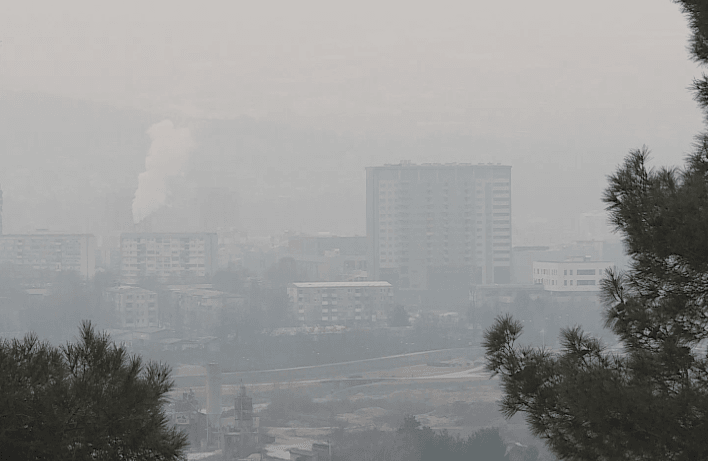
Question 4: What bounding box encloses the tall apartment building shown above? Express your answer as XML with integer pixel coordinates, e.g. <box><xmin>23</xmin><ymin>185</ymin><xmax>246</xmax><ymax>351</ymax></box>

<box><xmin>366</xmin><ymin>162</ymin><xmax>511</xmax><ymax>290</ymax></box>
<box><xmin>0</xmin><ymin>233</ymin><xmax>96</xmax><ymax>278</ymax></box>
<box><xmin>120</xmin><ymin>233</ymin><xmax>218</xmax><ymax>279</ymax></box>
<box><xmin>287</xmin><ymin>281</ymin><xmax>393</xmax><ymax>326</ymax></box>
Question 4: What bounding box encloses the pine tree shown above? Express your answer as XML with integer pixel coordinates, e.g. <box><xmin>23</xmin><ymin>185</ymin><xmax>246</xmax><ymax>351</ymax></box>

<box><xmin>483</xmin><ymin>2</ymin><xmax>708</xmax><ymax>459</ymax></box>
<box><xmin>0</xmin><ymin>322</ymin><xmax>187</xmax><ymax>460</ymax></box>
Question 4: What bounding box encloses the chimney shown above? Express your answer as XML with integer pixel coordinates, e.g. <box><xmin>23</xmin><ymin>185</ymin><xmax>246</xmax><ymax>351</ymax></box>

<box><xmin>206</xmin><ymin>363</ymin><xmax>222</xmax><ymax>428</ymax></box>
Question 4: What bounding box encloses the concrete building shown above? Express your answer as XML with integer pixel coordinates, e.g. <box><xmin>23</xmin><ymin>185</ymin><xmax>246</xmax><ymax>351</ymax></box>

<box><xmin>172</xmin><ymin>378</ymin><xmax>268</xmax><ymax>457</ymax></box>
<box><xmin>0</xmin><ymin>183</ymin><xmax>3</xmax><ymax>235</ymax></box>
<box><xmin>366</xmin><ymin>162</ymin><xmax>511</xmax><ymax>292</ymax></box>
<box><xmin>288</xmin><ymin>281</ymin><xmax>393</xmax><ymax>326</ymax></box>
<box><xmin>532</xmin><ymin>257</ymin><xmax>615</xmax><ymax>292</ymax></box>
<box><xmin>164</xmin><ymin>285</ymin><xmax>246</xmax><ymax>333</ymax></box>
<box><xmin>120</xmin><ymin>233</ymin><xmax>218</xmax><ymax>279</ymax></box>
<box><xmin>217</xmin><ymin>384</ymin><xmax>262</xmax><ymax>459</ymax></box>
<box><xmin>0</xmin><ymin>233</ymin><xmax>96</xmax><ymax>278</ymax></box>
<box><xmin>104</xmin><ymin>286</ymin><xmax>159</xmax><ymax>328</ymax></box>
<box><xmin>289</xmin><ymin>443</ymin><xmax>332</xmax><ymax>461</ymax></box>
<box><xmin>169</xmin><ymin>390</ymin><xmax>205</xmax><ymax>450</ymax></box>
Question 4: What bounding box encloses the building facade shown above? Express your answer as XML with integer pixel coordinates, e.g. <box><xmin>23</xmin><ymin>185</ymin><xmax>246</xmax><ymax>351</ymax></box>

<box><xmin>0</xmin><ymin>233</ymin><xmax>96</xmax><ymax>278</ymax></box>
<box><xmin>532</xmin><ymin>258</ymin><xmax>615</xmax><ymax>292</ymax></box>
<box><xmin>288</xmin><ymin>281</ymin><xmax>393</xmax><ymax>326</ymax></box>
<box><xmin>104</xmin><ymin>286</ymin><xmax>159</xmax><ymax>328</ymax></box>
<box><xmin>164</xmin><ymin>285</ymin><xmax>246</xmax><ymax>333</ymax></box>
<box><xmin>120</xmin><ymin>233</ymin><xmax>218</xmax><ymax>279</ymax></box>
<box><xmin>366</xmin><ymin>162</ymin><xmax>511</xmax><ymax>290</ymax></box>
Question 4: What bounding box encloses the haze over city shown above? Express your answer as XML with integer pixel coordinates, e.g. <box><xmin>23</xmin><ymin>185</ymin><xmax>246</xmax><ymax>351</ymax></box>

<box><xmin>2</xmin><ymin>1</ymin><xmax>708</xmax><ymax>460</ymax></box>
<box><xmin>1</xmin><ymin>0</ymin><xmax>703</xmax><ymax>242</ymax></box>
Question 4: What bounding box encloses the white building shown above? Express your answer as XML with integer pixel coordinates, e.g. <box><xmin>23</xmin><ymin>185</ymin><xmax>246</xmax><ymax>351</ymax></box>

<box><xmin>532</xmin><ymin>258</ymin><xmax>615</xmax><ymax>292</ymax></box>
<box><xmin>287</xmin><ymin>281</ymin><xmax>393</xmax><ymax>326</ymax></box>
<box><xmin>0</xmin><ymin>233</ymin><xmax>96</xmax><ymax>278</ymax></box>
<box><xmin>104</xmin><ymin>286</ymin><xmax>159</xmax><ymax>329</ymax></box>
<box><xmin>120</xmin><ymin>233</ymin><xmax>218</xmax><ymax>279</ymax></box>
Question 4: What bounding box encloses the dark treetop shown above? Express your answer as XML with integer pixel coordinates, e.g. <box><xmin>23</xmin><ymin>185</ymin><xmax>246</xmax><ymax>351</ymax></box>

<box><xmin>0</xmin><ymin>321</ymin><xmax>187</xmax><ymax>460</ymax></box>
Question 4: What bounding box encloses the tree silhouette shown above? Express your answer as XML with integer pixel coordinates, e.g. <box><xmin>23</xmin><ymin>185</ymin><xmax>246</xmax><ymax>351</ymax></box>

<box><xmin>483</xmin><ymin>3</ymin><xmax>708</xmax><ymax>458</ymax></box>
<box><xmin>0</xmin><ymin>321</ymin><xmax>187</xmax><ymax>460</ymax></box>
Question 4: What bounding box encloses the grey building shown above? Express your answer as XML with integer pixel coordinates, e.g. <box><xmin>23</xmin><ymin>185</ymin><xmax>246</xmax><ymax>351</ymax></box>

<box><xmin>120</xmin><ymin>233</ymin><xmax>218</xmax><ymax>279</ymax></box>
<box><xmin>366</xmin><ymin>162</ymin><xmax>511</xmax><ymax>291</ymax></box>
<box><xmin>287</xmin><ymin>281</ymin><xmax>393</xmax><ymax>326</ymax></box>
<box><xmin>0</xmin><ymin>233</ymin><xmax>96</xmax><ymax>278</ymax></box>
<box><xmin>104</xmin><ymin>286</ymin><xmax>159</xmax><ymax>329</ymax></box>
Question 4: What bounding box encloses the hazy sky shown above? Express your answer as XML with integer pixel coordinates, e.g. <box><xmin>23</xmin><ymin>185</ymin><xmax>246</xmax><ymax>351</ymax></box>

<box><xmin>1</xmin><ymin>1</ymin><xmax>700</xmax><ymax>134</ymax></box>
<box><xmin>1</xmin><ymin>0</ymin><xmax>706</xmax><ymax>240</ymax></box>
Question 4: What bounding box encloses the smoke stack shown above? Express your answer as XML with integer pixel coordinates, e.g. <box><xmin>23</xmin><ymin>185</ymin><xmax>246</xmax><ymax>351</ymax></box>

<box><xmin>206</xmin><ymin>363</ymin><xmax>222</xmax><ymax>428</ymax></box>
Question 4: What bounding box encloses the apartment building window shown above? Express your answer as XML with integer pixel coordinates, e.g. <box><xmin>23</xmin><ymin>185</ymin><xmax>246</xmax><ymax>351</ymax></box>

<box><xmin>577</xmin><ymin>280</ymin><xmax>596</xmax><ymax>286</ymax></box>
<box><xmin>577</xmin><ymin>269</ymin><xmax>596</xmax><ymax>276</ymax></box>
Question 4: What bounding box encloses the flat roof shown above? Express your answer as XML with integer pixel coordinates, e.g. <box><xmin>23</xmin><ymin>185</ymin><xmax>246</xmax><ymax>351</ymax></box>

<box><xmin>533</xmin><ymin>260</ymin><xmax>615</xmax><ymax>264</ymax></box>
<box><xmin>367</xmin><ymin>162</ymin><xmax>511</xmax><ymax>169</ymax></box>
<box><xmin>106</xmin><ymin>286</ymin><xmax>156</xmax><ymax>293</ymax></box>
<box><xmin>290</xmin><ymin>281</ymin><xmax>392</xmax><ymax>288</ymax></box>
<box><xmin>0</xmin><ymin>233</ymin><xmax>94</xmax><ymax>238</ymax></box>
<box><xmin>288</xmin><ymin>448</ymin><xmax>315</xmax><ymax>455</ymax></box>
<box><xmin>121</xmin><ymin>232</ymin><xmax>216</xmax><ymax>237</ymax></box>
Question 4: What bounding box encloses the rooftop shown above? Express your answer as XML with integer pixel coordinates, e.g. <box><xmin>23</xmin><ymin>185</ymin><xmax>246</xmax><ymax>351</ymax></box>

<box><xmin>106</xmin><ymin>285</ymin><xmax>156</xmax><ymax>294</ymax></box>
<box><xmin>290</xmin><ymin>281</ymin><xmax>392</xmax><ymax>288</ymax></box>
<box><xmin>369</xmin><ymin>162</ymin><xmax>511</xmax><ymax>169</ymax></box>
<box><xmin>0</xmin><ymin>233</ymin><xmax>94</xmax><ymax>238</ymax></box>
<box><xmin>533</xmin><ymin>260</ymin><xmax>615</xmax><ymax>264</ymax></box>
<box><xmin>121</xmin><ymin>232</ymin><xmax>217</xmax><ymax>238</ymax></box>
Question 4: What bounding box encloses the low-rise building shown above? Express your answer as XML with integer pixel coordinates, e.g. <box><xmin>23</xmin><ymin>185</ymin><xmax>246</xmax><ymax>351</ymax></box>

<box><xmin>165</xmin><ymin>285</ymin><xmax>246</xmax><ymax>333</ymax></box>
<box><xmin>288</xmin><ymin>443</ymin><xmax>332</xmax><ymax>461</ymax></box>
<box><xmin>287</xmin><ymin>281</ymin><xmax>393</xmax><ymax>326</ymax></box>
<box><xmin>104</xmin><ymin>286</ymin><xmax>159</xmax><ymax>328</ymax></box>
<box><xmin>532</xmin><ymin>257</ymin><xmax>615</xmax><ymax>292</ymax></box>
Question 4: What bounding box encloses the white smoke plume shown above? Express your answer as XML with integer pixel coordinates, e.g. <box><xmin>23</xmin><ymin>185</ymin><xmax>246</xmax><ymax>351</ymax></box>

<box><xmin>132</xmin><ymin>120</ymin><xmax>193</xmax><ymax>224</ymax></box>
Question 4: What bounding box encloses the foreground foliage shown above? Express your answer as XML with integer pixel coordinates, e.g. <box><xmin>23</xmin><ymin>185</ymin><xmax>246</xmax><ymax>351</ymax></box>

<box><xmin>484</xmin><ymin>148</ymin><xmax>708</xmax><ymax>460</ymax></box>
<box><xmin>484</xmin><ymin>2</ymin><xmax>708</xmax><ymax>459</ymax></box>
<box><xmin>0</xmin><ymin>321</ymin><xmax>186</xmax><ymax>460</ymax></box>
